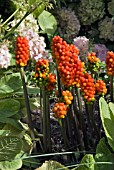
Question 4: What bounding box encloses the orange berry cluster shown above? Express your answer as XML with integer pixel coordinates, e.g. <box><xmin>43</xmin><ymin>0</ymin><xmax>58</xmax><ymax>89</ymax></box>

<box><xmin>95</xmin><ymin>80</ymin><xmax>107</xmax><ymax>96</ymax></box>
<box><xmin>46</xmin><ymin>73</ymin><xmax>56</xmax><ymax>94</ymax></box>
<box><xmin>51</xmin><ymin>36</ymin><xmax>84</xmax><ymax>87</ymax></box>
<box><xmin>53</xmin><ymin>90</ymin><xmax>73</xmax><ymax>119</ymax></box>
<box><xmin>106</xmin><ymin>51</ymin><xmax>114</xmax><ymax>76</ymax></box>
<box><xmin>88</xmin><ymin>52</ymin><xmax>100</xmax><ymax>63</ymax></box>
<box><xmin>35</xmin><ymin>58</ymin><xmax>56</xmax><ymax>92</ymax></box>
<box><xmin>35</xmin><ymin>58</ymin><xmax>49</xmax><ymax>78</ymax></box>
<box><xmin>35</xmin><ymin>58</ymin><xmax>49</xmax><ymax>87</ymax></box>
<box><xmin>61</xmin><ymin>90</ymin><xmax>73</xmax><ymax>105</ymax></box>
<box><xmin>15</xmin><ymin>36</ymin><xmax>29</xmax><ymax>67</ymax></box>
<box><xmin>53</xmin><ymin>102</ymin><xmax>68</xmax><ymax>119</ymax></box>
<box><xmin>80</xmin><ymin>73</ymin><xmax>95</xmax><ymax>102</ymax></box>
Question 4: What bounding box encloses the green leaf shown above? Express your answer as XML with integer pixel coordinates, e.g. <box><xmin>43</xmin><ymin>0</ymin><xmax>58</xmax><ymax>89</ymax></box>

<box><xmin>0</xmin><ymin>73</ymin><xmax>22</xmax><ymax>97</ymax></box>
<box><xmin>23</xmin><ymin>157</ymin><xmax>39</xmax><ymax>168</ymax></box>
<box><xmin>28</xmin><ymin>0</ymin><xmax>46</xmax><ymax>17</ymax></box>
<box><xmin>96</xmin><ymin>138</ymin><xmax>111</xmax><ymax>155</ymax></box>
<box><xmin>35</xmin><ymin>160</ymin><xmax>69</xmax><ymax>170</ymax></box>
<box><xmin>95</xmin><ymin>138</ymin><xmax>114</xmax><ymax>170</ymax></box>
<box><xmin>38</xmin><ymin>10</ymin><xmax>57</xmax><ymax>35</ymax></box>
<box><xmin>15</xmin><ymin>85</ymin><xmax>40</xmax><ymax>96</ymax></box>
<box><xmin>26</xmin><ymin>86</ymin><xmax>40</xmax><ymax>95</ymax></box>
<box><xmin>2</xmin><ymin>124</ymin><xmax>25</xmax><ymax>137</ymax></box>
<box><xmin>0</xmin><ymin>99</ymin><xmax>20</xmax><ymax>118</ymax></box>
<box><xmin>0</xmin><ymin>136</ymin><xmax>22</xmax><ymax>161</ymax></box>
<box><xmin>10</xmin><ymin>113</ymin><xmax>21</xmax><ymax>120</ymax></box>
<box><xmin>95</xmin><ymin>153</ymin><xmax>114</xmax><ymax>170</ymax></box>
<box><xmin>0</xmin><ymin>130</ymin><xmax>11</xmax><ymax>136</ymax></box>
<box><xmin>109</xmin><ymin>102</ymin><xmax>114</xmax><ymax>120</ymax></box>
<box><xmin>0</xmin><ymin>159</ymin><xmax>22</xmax><ymax>170</ymax></box>
<box><xmin>22</xmin><ymin>133</ymin><xmax>33</xmax><ymax>153</ymax></box>
<box><xmin>99</xmin><ymin>97</ymin><xmax>114</xmax><ymax>150</ymax></box>
<box><xmin>17</xmin><ymin>97</ymin><xmax>40</xmax><ymax>110</ymax></box>
<box><xmin>0</xmin><ymin>118</ymin><xmax>24</xmax><ymax>131</ymax></box>
<box><xmin>77</xmin><ymin>154</ymin><xmax>96</xmax><ymax>170</ymax></box>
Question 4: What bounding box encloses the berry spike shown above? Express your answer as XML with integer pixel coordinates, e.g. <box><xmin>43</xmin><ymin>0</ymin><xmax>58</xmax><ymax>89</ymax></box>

<box><xmin>106</xmin><ymin>51</ymin><xmax>114</xmax><ymax>76</ymax></box>
<box><xmin>15</xmin><ymin>36</ymin><xmax>30</xmax><ymax>67</ymax></box>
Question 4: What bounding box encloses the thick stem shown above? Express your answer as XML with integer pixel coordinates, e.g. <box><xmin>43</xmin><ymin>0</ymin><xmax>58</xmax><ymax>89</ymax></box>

<box><xmin>59</xmin><ymin>119</ymin><xmax>70</xmax><ymax>149</ymax></box>
<box><xmin>57</xmin><ymin>69</ymin><xmax>62</xmax><ymax>97</ymax></box>
<box><xmin>85</xmin><ymin>103</ymin><xmax>94</xmax><ymax>133</ymax></box>
<box><xmin>42</xmin><ymin>86</ymin><xmax>47</xmax><ymax>152</ymax></box>
<box><xmin>72</xmin><ymin>87</ymin><xmax>84</xmax><ymax>150</ymax></box>
<box><xmin>66</xmin><ymin>105</ymin><xmax>75</xmax><ymax>146</ymax></box>
<box><xmin>46</xmin><ymin>93</ymin><xmax>51</xmax><ymax>152</ymax></box>
<box><xmin>40</xmin><ymin>88</ymin><xmax>43</xmax><ymax>133</ymax></box>
<box><xmin>76</xmin><ymin>88</ymin><xmax>89</xmax><ymax>150</ymax></box>
<box><xmin>20</xmin><ymin>67</ymin><xmax>36</xmax><ymax>151</ymax></box>
<box><xmin>110</xmin><ymin>76</ymin><xmax>114</xmax><ymax>102</ymax></box>
<box><xmin>87</xmin><ymin>103</ymin><xmax>100</xmax><ymax>140</ymax></box>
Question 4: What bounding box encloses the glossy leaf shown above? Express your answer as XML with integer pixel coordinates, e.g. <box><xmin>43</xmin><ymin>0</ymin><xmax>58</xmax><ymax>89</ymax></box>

<box><xmin>0</xmin><ymin>73</ymin><xmax>22</xmax><ymax>97</ymax></box>
<box><xmin>77</xmin><ymin>154</ymin><xmax>96</xmax><ymax>170</ymax></box>
<box><xmin>2</xmin><ymin>124</ymin><xmax>26</xmax><ymax>137</ymax></box>
<box><xmin>0</xmin><ymin>99</ymin><xmax>20</xmax><ymax>118</ymax></box>
<box><xmin>0</xmin><ymin>118</ymin><xmax>24</xmax><ymax>131</ymax></box>
<box><xmin>99</xmin><ymin>97</ymin><xmax>114</xmax><ymax>150</ymax></box>
<box><xmin>95</xmin><ymin>138</ymin><xmax>114</xmax><ymax>170</ymax></box>
<box><xmin>0</xmin><ymin>159</ymin><xmax>22</xmax><ymax>170</ymax></box>
<box><xmin>0</xmin><ymin>136</ymin><xmax>22</xmax><ymax>161</ymax></box>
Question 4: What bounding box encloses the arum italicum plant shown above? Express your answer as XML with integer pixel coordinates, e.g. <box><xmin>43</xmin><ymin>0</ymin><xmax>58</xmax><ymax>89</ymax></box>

<box><xmin>51</xmin><ymin>35</ymin><xmax>109</xmax><ymax>153</ymax></box>
<box><xmin>51</xmin><ymin>35</ymin><xmax>91</xmax><ymax>150</ymax></box>
<box><xmin>34</xmin><ymin>58</ymin><xmax>57</xmax><ymax>152</ymax></box>
<box><xmin>15</xmin><ymin>35</ymin><xmax>36</xmax><ymax>151</ymax></box>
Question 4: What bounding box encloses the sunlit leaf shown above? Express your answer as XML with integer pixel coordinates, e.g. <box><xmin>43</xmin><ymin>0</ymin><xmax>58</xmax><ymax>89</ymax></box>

<box><xmin>35</xmin><ymin>160</ymin><xmax>69</xmax><ymax>170</ymax></box>
<box><xmin>38</xmin><ymin>10</ymin><xmax>57</xmax><ymax>35</ymax></box>
<box><xmin>0</xmin><ymin>73</ymin><xmax>22</xmax><ymax>97</ymax></box>
<box><xmin>0</xmin><ymin>159</ymin><xmax>22</xmax><ymax>170</ymax></box>
<box><xmin>99</xmin><ymin>97</ymin><xmax>114</xmax><ymax>150</ymax></box>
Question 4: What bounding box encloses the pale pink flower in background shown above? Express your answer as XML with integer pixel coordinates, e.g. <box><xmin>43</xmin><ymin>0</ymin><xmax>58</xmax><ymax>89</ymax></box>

<box><xmin>73</xmin><ymin>36</ymin><xmax>89</xmax><ymax>63</ymax></box>
<box><xmin>11</xmin><ymin>13</ymin><xmax>48</xmax><ymax>61</ymax></box>
<box><xmin>92</xmin><ymin>44</ymin><xmax>108</xmax><ymax>62</ymax></box>
<box><xmin>22</xmin><ymin>29</ymin><xmax>48</xmax><ymax>61</ymax></box>
<box><xmin>0</xmin><ymin>41</ymin><xmax>11</xmax><ymax>68</ymax></box>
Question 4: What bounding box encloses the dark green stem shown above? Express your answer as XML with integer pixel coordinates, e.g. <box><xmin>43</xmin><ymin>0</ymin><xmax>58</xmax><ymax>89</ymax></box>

<box><xmin>72</xmin><ymin>87</ymin><xmax>84</xmax><ymax>150</ymax></box>
<box><xmin>76</xmin><ymin>88</ymin><xmax>89</xmax><ymax>150</ymax></box>
<box><xmin>66</xmin><ymin>105</ymin><xmax>75</xmax><ymax>146</ymax></box>
<box><xmin>59</xmin><ymin>119</ymin><xmax>70</xmax><ymax>149</ymax></box>
<box><xmin>40</xmin><ymin>88</ymin><xmax>43</xmax><ymax>133</ymax></box>
<box><xmin>87</xmin><ymin>103</ymin><xmax>100</xmax><ymax>140</ymax></box>
<box><xmin>110</xmin><ymin>76</ymin><xmax>114</xmax><ymax>102</ymax></box>
<box><xmin>85</xmin><ymin>103</ymin><xmax>94</xmax><ymax>133</ymax></box>
<box><xmin>20</xmin><ymin>67</ymin><xmax>36</xmax><ymax>151</ymax></box>
<box><xmin>57</xmin><ymin>69</ymin><xmax>62</xmax><ymax>97</ymax></box>
<box><xmin>42</xmin><ymin>86</ymin><xmax>47</xmax><ymax>152</ymax></box>
<box><xmin>46</xmin><ymin>93</ymin><xmax>51</xmax><ymax>152</ymax></box>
